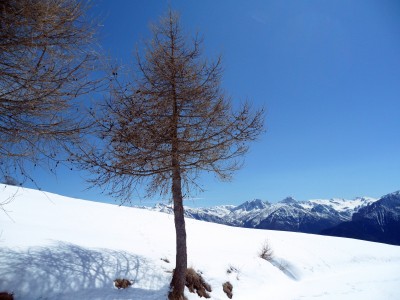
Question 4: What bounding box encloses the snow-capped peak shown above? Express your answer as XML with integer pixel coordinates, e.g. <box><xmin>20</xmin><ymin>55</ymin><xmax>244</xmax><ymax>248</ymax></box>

<box><xmin>232</xmin><ymin>199</ymin><xmax>269</xmax><ymax>212</ymax></box>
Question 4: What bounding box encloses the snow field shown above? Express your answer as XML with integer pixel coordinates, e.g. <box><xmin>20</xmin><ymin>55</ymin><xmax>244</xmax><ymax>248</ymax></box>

<box><xmin>1</xmin><ymin>184</ymin><xmax>399</xmax><ymax>299</ymax></box>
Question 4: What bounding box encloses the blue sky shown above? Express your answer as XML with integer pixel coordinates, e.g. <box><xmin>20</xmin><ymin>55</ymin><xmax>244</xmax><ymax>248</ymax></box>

<box><xmin>26</xmin><ymin>0</ymin><xmax>400</xmax><ymax>206</ymax></box>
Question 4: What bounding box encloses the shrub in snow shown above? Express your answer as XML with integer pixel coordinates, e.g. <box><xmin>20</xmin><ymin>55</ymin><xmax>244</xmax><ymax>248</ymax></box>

<box><xmin>259</xmin><ymin>240</ymin><xmax>274</xmax><ymax>261</ymax></box>
<box><xmin>114</xmin><ymin>278</ymin><xmax>133</xmax><ymax>289</ymax></box>
<box><xmin>222</xmin><ymin>281</ymin><xmax>233</xmax><ymax>299</ymax></box>
<box><xmin>226</xmin><ymin>265</ymin><xmax>239</xmax><ymax>274</ymax></box>
<box><xmin>226</xmin><ymin>265</ymin><xmax>240</xmax><ymax>280</ymax></box>
<box><xmin>185</xmin><ymin>268</ymin><xmax>212</xmax><ymax>298</ymax></box>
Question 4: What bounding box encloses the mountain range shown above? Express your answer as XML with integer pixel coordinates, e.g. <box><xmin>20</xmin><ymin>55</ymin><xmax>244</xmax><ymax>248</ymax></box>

<box><xmin>140</xmin><ymin>191</ymin><xmax>400</xmax><ymax>245</ymax></box>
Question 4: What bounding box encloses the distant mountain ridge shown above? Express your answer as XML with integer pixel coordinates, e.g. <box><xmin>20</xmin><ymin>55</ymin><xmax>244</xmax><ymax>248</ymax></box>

<box><xmin>321</xmin><ymin>191</ymin><xmax>400</xmax><ymax>245</ymax></box>
<box><xmin>142</xmin><ymin>196</ymin><xmax>376</xmax><ymax>230</ymax></box>
<box><xmin>137</xmin><ymin>192</ymin><xmax>400</xmax><ymax>245</ymax></box>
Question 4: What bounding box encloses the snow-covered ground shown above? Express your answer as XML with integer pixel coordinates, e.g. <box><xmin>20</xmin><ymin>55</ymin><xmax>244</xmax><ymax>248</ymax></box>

<box><xmin>1</xmin><ymin>184</ymin><xmax>399</xmax><ymax>300</ymax></box>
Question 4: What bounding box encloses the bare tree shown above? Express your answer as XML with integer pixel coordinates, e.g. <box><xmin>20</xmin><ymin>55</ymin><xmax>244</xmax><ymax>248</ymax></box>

<box><xmin>75</xmin><ymin>11</ymin><xmax>264</xmax><ymax>300</ymax></box>
<box><xmin>0</xmin><ymin>0</ymin><xmax>99</xmax><ymax>185</ymax></box>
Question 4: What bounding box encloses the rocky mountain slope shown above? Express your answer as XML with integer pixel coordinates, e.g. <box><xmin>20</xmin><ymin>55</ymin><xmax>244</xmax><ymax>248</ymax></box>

<box><xmin>321</xmin><ymin>191</ymin><xmax>400</xmax><ymax>245</ymax></box>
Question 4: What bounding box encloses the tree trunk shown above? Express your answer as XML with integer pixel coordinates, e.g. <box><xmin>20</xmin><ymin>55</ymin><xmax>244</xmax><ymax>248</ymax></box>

<box><xmin>169</xmin><ymin>19</ymin><xmax>187</xmax><ymax>298</ymax></box>
<box><xmin>168</xmin><ymin>164</ymin><xmax>187</xmax><ymax>300</ymax></box>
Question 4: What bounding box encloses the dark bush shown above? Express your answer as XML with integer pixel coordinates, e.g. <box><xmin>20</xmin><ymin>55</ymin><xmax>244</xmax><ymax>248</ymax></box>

<box><xmin>185</xmin><ymin>268</ymin><xmax>212</xmax><ymax>298</ymax></box>
<box><xmin>259</xmin><ymin>240</ymin><xmax>274</xmax><ymax>261</ymax></box>
<box><xmin>114</xmin><ymin>278</ymin><xmax>133</xmax><ymax>289</ymax></box>
<box><xmin>222</xmin><ymin>281</ymin><xmax>233</xmax><ymax>299</ymax></box>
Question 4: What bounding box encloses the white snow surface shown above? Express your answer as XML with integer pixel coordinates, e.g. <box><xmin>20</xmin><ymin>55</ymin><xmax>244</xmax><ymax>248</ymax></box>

<box><xmin>1</xmin><ymin>184</ymin><xmax>399</xmax><ymax>300</ymax></box>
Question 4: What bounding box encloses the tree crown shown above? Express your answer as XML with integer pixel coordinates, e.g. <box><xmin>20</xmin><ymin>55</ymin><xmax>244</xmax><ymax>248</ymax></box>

<box><xmin>76</xmin><ymin>11</ymin><xmax>264</xmax><ymax>201</ymax></box>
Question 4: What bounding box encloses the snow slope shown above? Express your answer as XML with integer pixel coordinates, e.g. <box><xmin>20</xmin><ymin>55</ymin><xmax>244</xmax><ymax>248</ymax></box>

<box><xmin>1</xmin><ymin>184</ymin><xmax>399</xmax><ymax>300</ymax></box>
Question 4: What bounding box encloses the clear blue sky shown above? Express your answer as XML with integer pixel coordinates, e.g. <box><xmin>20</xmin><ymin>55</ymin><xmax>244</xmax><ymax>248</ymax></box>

<box><xmin>26</xmin><ymin>0</ymin><xmax>400</xmax><ymax>207</ymax></box>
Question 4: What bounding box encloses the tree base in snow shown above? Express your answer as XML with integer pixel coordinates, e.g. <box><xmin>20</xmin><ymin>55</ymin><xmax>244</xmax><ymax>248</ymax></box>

<box><xmin>168</xmin><ymin>268</ymin><xmax>212</xmax><ymax>299</ymax></box>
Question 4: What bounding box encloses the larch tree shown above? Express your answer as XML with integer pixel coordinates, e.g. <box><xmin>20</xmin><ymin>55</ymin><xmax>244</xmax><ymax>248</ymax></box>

<box><xmin>75</xmin><ymin>11</ymin><xmax>264</xmax><ymax>300</ymax></box>
<box><xmin>0</xmin><ymin>0</ymin><xmax>99</xmax><ymax>189</ymax></box>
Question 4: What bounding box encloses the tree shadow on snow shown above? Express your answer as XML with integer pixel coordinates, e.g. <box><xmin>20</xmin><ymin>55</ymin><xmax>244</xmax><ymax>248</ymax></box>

<box><xmin>0</xmin><ymin>242</ymin><xmax>169</xmax><ymax>300</ymax></box>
